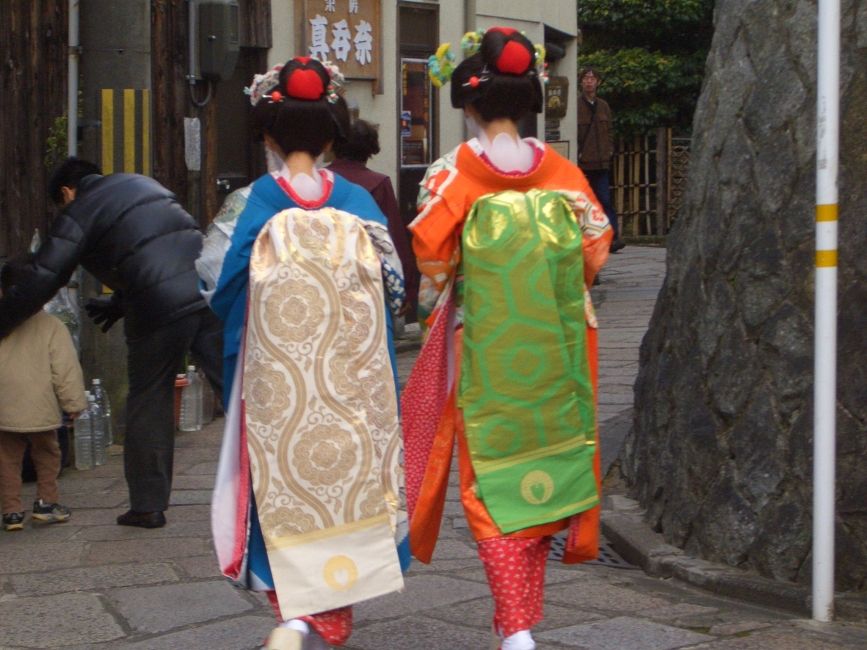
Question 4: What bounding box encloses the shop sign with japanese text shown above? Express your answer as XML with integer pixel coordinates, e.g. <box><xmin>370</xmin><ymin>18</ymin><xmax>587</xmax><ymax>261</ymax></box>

<box><xmin>545</xmin><ymin>76</ymin><xmax>569</xmax><ymax>120</ymax></box>
<box><xmin>299</xmin><ymin>0</ymin><xmax>381</xmax><ymax>82</ymax></box>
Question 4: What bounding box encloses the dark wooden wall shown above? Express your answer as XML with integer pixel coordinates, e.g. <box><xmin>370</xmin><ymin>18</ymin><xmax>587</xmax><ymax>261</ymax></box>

<box><xmin>0</xmin><ymin>1</ymin><xmax>69</xmax><ymax>259</ymax></box>
<box><xmin>151</xmin><ymin>0</ymin><xmax>271</xmax><ymax>226</ymax></box>
<box><xmin>0</xmin><ymin>0</ymin><xmax>272</xmax><ymax>253</ymax></box>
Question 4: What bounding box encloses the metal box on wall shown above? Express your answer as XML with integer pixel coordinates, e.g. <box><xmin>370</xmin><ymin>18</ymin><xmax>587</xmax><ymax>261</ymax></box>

<box><xmin>198</xmin><ymin>0</ymin><xmax>239</xmax><ymax>81</ymax></box>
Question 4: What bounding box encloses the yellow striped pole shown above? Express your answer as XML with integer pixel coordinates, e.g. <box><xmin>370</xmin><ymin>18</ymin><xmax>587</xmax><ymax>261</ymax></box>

<box><xmin>123</xmin><ymin>89</ymin><xmax>136</xmax><ymax>173</ymax></box>
<box><xmin>100</xmin><ymin>89</ymin><xmax>152</xmax><ymax>176</ymax></box>
<box><xmin>813</xmin><ymin>0</ymin><xmax>840</xmax><ymax>624</ymax></box>
<box><xmin>101</xmin><ymin>89</ymin><xmax>114</xmax><ymax>174</ymax></box>
<box><xmin>141</xmin><ymin>89</ymin><xmax>151</xmax><ymax>177</ymax></box>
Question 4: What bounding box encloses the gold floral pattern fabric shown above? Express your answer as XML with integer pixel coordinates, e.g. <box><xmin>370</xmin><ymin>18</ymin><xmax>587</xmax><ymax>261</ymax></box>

<box><xmin>243</xmin><ymin>208</ymin><xmax>404</xmax><ymax>618</ymax></box>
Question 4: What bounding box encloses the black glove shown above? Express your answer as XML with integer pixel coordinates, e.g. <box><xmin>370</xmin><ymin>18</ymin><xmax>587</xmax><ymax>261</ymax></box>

<box><xmin>84</xmin><ymin>296</ymin><xmax>124</xmax><ymax>333</ymax></box>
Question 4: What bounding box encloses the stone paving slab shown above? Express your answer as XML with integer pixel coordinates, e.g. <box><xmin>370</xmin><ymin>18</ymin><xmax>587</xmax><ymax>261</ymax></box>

<box><xmin>345</xmin><ymin>616</ymin><xmax>492</xmax><ymax>650</ymax></box>
<box><xmin>538</xmin><ymin>616</ymin><xmax>714</xmax><ymax>649</ymax></box>
<box><xmin>545</xmin><ymin>580</ymin><xmax>672</xmax><ymax>613</ymax></box>
<box><xmin>168</xmin><ymin>489</ymin><xmax>216</xmax><ymax>505</ymax></box>
<box><xmin>116</xmin><ymin>614</ymin><xmax>275</xmax><ymax>650</ymax></box>
<box><xmin>0</xmin><ymin>593</ymin><xmax>125</xmax><ymax>647</ymax></box>
<box><xmin>8</xmin><ymin>562</ymin><xmax>180</xmax><ymax>597</ymax></box>
<box><xmin>181</xmin><ymin>460</ymin><xmax>220</xmax><ymax>475</ymax></box>
<box><xmin>107</xmin><ymin>580</ymin><xmax>255</xmax><ymax>634</ymax></box>
<box><xmin>60</xmin><ymin>491</ymin><xmax>129</xmax><ymax>509</ymax></box>
<box><xmin>172</xmin><ymin>475</ymin><xmax>220</xmax><ymax>490</ymax></box>
<box><xmin>0</xmin><ymin>541</ymin><xmax>86</xmax><ymax>574</ymax></box>
<box><xmin>83</xmin><ymin>536</ymin><xmax>212</xmax><ymax>564</ymax></box>
<box><xmin>0</xmin><ymin>521</ymin><xmax>83</xmax><ymax>545</ymax></box>
<box><xmin>404</xmin><ymin>557</ymin><xmax>483</xmax><ymax>574</ymax></box>
<box><xmin>353</xmin><ymin>574</ymin><xmax>491</xmax><ymax>621</ymax></box>
<box><xmin>70</xmin><ymin>518</ymin><xmax>210</xmax><ymax>541</ymax></box>
<box><xmin>171</xmin><ymin>554</ymin><xmax>226</xmax><ymax>579</ymax></box>
<box><xmin>683</xmin><ymin>627</ymin><xmax>857</xmax><ymax>649</ymax></box>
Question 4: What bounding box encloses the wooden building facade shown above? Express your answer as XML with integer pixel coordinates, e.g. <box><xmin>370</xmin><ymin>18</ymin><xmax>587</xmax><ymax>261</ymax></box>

<box><xmin>0</xmin><ymin>1</ymin><xmax>70</xmax><ymax>259</ymax></box>
<box><xmin>0</xmin><ymin>0</ymin><xmax>272</xmax><ymax>262</ymax></box>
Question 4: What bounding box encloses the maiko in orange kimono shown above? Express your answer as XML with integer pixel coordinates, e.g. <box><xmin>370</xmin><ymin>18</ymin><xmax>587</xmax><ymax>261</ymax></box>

<box><xmin>402</xmin><ymin>139</ymin><xmax>612</xmax><ymax>604</ymax></box>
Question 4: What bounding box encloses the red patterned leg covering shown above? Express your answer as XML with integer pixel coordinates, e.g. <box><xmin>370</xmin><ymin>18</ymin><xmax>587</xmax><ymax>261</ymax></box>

<box><xmin>301</xmin><ymin>607</ymin><xmax>353</xmax><ymax>646</ymax></box>
<box><xmin>477</xmin><ymin>536</ymin><xmax>552</xmax><ymax>638</ymax></box>
<box><xmin>265</xmin><ymin>592</ymin><xmax>352</xmax><ymax>646</ymax></box>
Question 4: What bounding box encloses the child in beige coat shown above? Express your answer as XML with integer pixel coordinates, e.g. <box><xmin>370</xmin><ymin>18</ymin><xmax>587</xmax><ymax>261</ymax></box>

<box><xmin>0</xmin><ymin>258</ymin><xmax>87</xmax><ymax>531</ymax></box>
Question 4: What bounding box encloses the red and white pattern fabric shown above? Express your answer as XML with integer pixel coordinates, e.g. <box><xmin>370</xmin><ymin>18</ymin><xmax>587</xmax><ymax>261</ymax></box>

<box><xmin>400</xmin><ymin>290</ymin><xmax>455</xmax><ymax>518</ymax></box>
<box><xmin>265</xmin><ymin>593</ymin><xmax>353</xmax><ymax>646</ymax></box>
<box><xmin>477</xmin><ymin>536</ymin><xmax>552</xmax><ymax>639</ymax></box>
<box><xmin>302</xmin><ymin>607</ymin><xmax>353</xmax><ymax>646</ymax></box>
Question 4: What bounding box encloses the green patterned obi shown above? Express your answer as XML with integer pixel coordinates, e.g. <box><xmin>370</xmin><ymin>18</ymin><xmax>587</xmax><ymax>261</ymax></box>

<box><xmin>459</xmin><ymin>189</ymin><xmax>598</xmax><ymax>533</ymax></box>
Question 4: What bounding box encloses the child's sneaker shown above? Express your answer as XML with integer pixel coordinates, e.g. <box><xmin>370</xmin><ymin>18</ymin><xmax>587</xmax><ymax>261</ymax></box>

<box><xmin>3</xmin><ymin>512</ymin><xmax>25</xmax><ymax>531</ymax></box>
<box><xmin>31</xmin><ymin>499</ymin><xmax>71</xmax><ymax>524</ymax></box>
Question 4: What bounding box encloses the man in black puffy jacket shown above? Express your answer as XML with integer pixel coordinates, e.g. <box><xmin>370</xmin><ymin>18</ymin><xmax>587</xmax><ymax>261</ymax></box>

<box><xmin>0</xmin><ymin>157</ymin><xmax>222</xmax><ymax>529</ymax></box>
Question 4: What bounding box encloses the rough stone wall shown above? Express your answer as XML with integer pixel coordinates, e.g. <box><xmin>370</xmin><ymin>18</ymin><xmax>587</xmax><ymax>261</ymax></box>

<box><xmin>622</xmin><ymin>0</ymin><xmax>867</xmax><ymax>590</ymax></box>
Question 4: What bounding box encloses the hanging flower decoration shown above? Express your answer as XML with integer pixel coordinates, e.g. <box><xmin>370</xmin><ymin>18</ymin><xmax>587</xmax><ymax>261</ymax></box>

<box><xmin>460</xmin><ymin>30</ymin><xmax>484</xmax><ymax>57</ymax></box>
<box><xmin>535</xmin><ymin>44</ymin><xmax>549</xmax><ymax>84</ymax></box>
<box><xmin>428</xmin><ymin>42</ymin><xmax>456</xmax><ymax>88</ymax></box>
<box><xmin>317</xmin><ymin>58</ymin><xmax>346</xmax><ymax>104</ymax></box>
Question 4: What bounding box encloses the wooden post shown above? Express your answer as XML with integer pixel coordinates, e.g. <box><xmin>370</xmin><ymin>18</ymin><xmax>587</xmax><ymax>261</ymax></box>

<box><xmin>152</xmin><ymin>0</ymin><xmax>188</xmax><ymax>202</ymax></box>
<box><xmin>635</xmin><ymin>138</ymin><xmax>639</xmax><ymax>233</ymax></box>
<box><xmin>0</xmin><ymin>1</ymin><xmax>69</xmax><ymax>258</ymax></box>
<box><xmin>656</xmin><ymin>127</ymin><xmax>669</xmax><ymax>236</ymax></box>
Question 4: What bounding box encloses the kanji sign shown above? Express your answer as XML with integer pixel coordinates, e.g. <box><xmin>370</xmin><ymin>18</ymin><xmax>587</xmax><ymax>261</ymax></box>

<box><xmin>300</xmin><ymin>0</ymin><xmax>381</xmax><ymax>84</ymax></box>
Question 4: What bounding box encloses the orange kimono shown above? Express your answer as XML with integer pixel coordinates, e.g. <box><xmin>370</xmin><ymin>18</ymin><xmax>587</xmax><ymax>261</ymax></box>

<box><xmin>405</xmin><ymin>137</ymin><xmax>611</xmax><ymax>551</ymax></box>
<box><xmin>403</xmin><ymin>139</ymin><xmax>611</xmax><ymax>638</ymax></box>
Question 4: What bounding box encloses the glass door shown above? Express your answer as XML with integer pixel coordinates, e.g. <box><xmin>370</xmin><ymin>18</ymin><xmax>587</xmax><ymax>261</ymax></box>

<box><xmin>400</xmin><ymin>58</ymin><xmax>433</xmax><ymax>169</ymax></box>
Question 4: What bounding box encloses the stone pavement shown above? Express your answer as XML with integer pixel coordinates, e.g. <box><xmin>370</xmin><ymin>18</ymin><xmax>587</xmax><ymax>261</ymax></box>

<box><xmin>2</xmin><ymin>246</ymin><xmax>867</xmax><ymax>649</ymax></box>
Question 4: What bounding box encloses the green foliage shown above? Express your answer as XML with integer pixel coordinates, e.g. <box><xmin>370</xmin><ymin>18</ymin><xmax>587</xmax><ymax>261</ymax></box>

<box><xmin>577</xmin><ymin>0</ymin><xmax>714</xmax><ymax>136</ymax></box>
<box><xmin>578</xmin><ymin>0</ymin><xmax>711</xmax><ymax>37</ymax></box>
<box><xmin>44</xmin><ymin>114</ymin><xmax>68</xmax><ymax>170</ymax></box>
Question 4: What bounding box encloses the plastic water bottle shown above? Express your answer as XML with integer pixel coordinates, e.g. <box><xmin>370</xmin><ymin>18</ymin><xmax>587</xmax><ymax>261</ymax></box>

<box><xmin>74</xmin><ymin>391</ymin><xmax>94</xmax><ymax>470</ymax></box>
<box><xmin>179</xmin><ymin>365</ymin><xmax>203</xmax><ymax>432</ymax></box>
<box><xmin>91</xmin><ymin>378</ymin><xmax>113</xmax><ymax>446</ymax></box>
<box><xmin>90</xmin><ymin>394</ymin><xmax>107</xmax><ymax>466</ymax></box>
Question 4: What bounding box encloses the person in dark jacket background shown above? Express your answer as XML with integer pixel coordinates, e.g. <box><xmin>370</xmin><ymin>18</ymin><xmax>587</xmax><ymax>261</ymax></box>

<box><xmin>0</xmin><ymin>157</ymin><xmax>222</xmax><ymax>529</ymax></box>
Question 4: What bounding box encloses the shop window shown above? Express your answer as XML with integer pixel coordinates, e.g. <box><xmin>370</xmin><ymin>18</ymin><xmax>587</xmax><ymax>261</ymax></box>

<box><xmin>400</xmin><ymin>58</ymin><xmax>433</xmax><ymax>167</ymax></box>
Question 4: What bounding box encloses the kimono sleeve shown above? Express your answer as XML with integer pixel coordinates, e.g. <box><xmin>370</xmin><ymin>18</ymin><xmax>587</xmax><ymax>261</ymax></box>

<box><xmin>559</xmin><ymin>177</ymin><xmax>613</xmax><ymax>287</ymax></box>
<box><xmin>210</xmin><ymin>194</ymin><xmax>269</xmax><ymax>323</ymax></box>
<box><xmin>409</xmin><ymin>155</ymin><xmax>465</xmax><ymax>323</ymax></box>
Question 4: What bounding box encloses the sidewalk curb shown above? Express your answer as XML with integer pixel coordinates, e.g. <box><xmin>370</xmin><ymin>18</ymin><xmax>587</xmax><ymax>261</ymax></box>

<box><xmin>601</xmin><ymin>494</ymin><xmax>867</xmax><ymax>622</ymax></box>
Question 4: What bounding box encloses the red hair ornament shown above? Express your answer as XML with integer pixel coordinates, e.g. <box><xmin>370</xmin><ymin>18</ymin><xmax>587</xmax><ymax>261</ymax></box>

<box><xmin>496</xmin><ymin>40</ymin><xmax>533</xmax><ymax>75</ymax></box>
<box><xmin>286</xmin><ymin>67</ymin><xmax>326</xmax><ymax>101</ymax></box>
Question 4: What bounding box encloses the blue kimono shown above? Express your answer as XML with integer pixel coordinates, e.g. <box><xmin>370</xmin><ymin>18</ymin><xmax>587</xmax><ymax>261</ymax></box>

<box><xmin>209</xmin><ymin>171</ymin><xmax>410</xmax><ymax>593</ymax></box>
<box><xmin>211</xmin><ymin>172</ymin><xmax>396</xmax><ymax>401</ymax></box>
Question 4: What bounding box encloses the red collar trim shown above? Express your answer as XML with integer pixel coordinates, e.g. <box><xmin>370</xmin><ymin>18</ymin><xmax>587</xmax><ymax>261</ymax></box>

<box><xmin>273</xmin><ymin>169</ymin><xmax>334</xmax><ymax>209</ymax></box>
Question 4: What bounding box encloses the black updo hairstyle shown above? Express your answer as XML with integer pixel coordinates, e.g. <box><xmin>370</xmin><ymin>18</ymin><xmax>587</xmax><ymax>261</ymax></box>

<box><xmin>333</xmin><ymin>119</ymin><xmax>380</xmax><ymax>163</ymax></box>
<box><xmin>251</xmin><ymin>57</ymin><xmax>341</xmax><ymax>158</ymax></box>
<box><xmin>450</xmin><ymin>27</ymin><xmax>543</xmax><ymax>123</ymax></box>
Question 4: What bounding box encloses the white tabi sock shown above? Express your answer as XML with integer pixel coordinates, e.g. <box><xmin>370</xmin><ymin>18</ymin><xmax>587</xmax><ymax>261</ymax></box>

<box><xmin>501</xmin><ymin>629</ymin><xmax>536</xmax><ymax>650</ymax></box>
<box><xmin>280</xmin><ymin>619</ymin><xmax>310</xmax><ymax>634</ymax></box>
